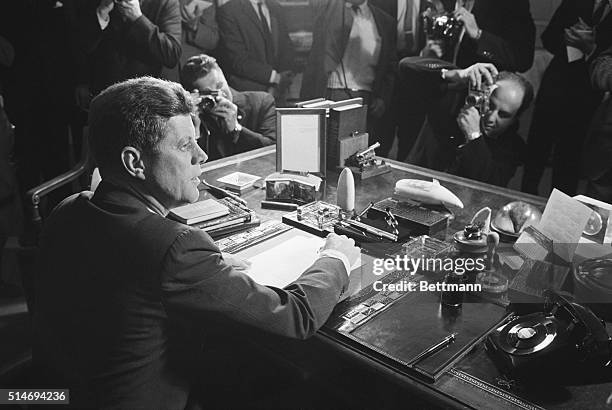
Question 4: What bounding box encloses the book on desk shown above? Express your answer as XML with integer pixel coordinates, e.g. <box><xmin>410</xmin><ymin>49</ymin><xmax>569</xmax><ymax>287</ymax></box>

<box><xmin>170</xmin><ymin>197</ymin><xmax>258</xmax><ymax>239</ymax></box>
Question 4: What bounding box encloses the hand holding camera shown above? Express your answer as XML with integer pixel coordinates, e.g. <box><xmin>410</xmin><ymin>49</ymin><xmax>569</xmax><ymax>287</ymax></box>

<box><xmin>115</xmin><ymin>0</ymin><xmax>143</xmax><ymax>22</ymax></box>
<box><xmin>191</xmin><ymin>90</ymin><xmax>239</xmax><ymax>136</ymax></box>
<box><xmin>445</xmin><ymin>62</ymin><xmax>498</xmax><ymax>89</ymax></box>
<box><xmin>453</xmin><ymin>7</ymin><xmax>480</xmax><ymax>40</ymax></box>
<box><xmin>457</xmin><ymin>106</ymin><xmax>481</xmax><ymax>141</ymax></box>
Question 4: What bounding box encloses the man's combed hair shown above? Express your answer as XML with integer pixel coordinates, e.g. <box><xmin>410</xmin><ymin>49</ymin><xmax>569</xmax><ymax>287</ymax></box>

<box><xmin>497</xmin><ymin>71</ymin><xmax>534</xmax><ymax>116</ymax></box>
<box><xmin>88</xmin><ymin>77</ymin><xmax>194</xmax><ymax>173</ymax></box>
<box><xmin>180</xmin><ymin>54</ymin><xmax>220</xmax><ymax>90</ymax></box>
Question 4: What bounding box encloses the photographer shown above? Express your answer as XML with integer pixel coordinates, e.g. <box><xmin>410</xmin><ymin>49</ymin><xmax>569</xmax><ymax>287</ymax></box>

<box><xmin>180</xmin><ymin>54</ymin><xmax>276</xmax><ymax>160</ymax></box>
<box><xmin>404</xmin><ymin>61</ymin><xmax>533</xmax><ymax>187</ymax></box>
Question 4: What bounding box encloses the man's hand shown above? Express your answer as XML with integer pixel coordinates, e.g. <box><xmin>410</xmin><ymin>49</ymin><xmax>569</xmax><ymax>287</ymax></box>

<box><xmin>457</xmin><ymin>106</ymin><xmax>481</xmax><ymax>140</ymax></box>
<box><xmin>75</xmin><ymin>84</ymin><xmax>92</xmax><ymax>111</ymax></box>
<box><xmin>564</xmin><ymin>18</ymin><xmax>595</xmax><ymax>56</ymax></box>
<box><xmin>369</xmin><ymin>98</ymin><xmax>385</xmax><ymax>119</ymax></box>
<box><xmin>321</xmin><ymin>233</ymin><xmax>360</xmax><ymax>269</ymax></box>
<box><xmin>278</xmin><ymin>70</ymin><xmax>295</xmax><ymax>89</ymax></box>
<box><xmin>181</xmin><ymin>0</ymin><xmax>206</xmax><ymax>30</ymax></box>
<box><xmin>115</xmin><ymin>0</ymin><xmax>143</xmax><ymax>22</ymax></box>
<box><xmin>97</xmin><ymin>0</ymin><xmax>114</xmax><ymax>20</ymax></box>
<box><xmin>222</xmin><ymin>252</ymin><xmax>252</xmax><ymax>271</ymax></box>
<box><xmin>420</xmin><ymin>39</ymin><xmax>444</xmax><ymax>58</ymax></box>
<box><xmin>210</xmin><ymin>95</ymin><xmax>239</xmax><ymax>135</ymax></box>
<box><xmin>445</xmin><ymin>63</ymin><xmax>498</xmax><ymax>90</ymax></box>
<box><xmin>454</xmin><ymin>7</ymin><xmax>480</xmax><ymax>39</ymax></box>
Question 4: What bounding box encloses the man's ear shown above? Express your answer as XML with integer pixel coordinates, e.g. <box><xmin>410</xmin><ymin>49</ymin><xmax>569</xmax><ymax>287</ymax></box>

<box><xmin>120</xmin><ymin>146</ymin><xmax>146</xmax><ymax>180</ymax></box>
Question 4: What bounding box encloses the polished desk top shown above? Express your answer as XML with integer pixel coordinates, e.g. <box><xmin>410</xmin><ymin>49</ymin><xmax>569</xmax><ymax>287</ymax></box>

<box><xmin>201</xmin><ymin>147</ymin><xmax>611</xmax><ymax>410</ymax></box>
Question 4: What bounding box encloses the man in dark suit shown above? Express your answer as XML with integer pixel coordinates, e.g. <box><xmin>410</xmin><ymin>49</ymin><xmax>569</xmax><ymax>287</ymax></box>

<box><xmin>33</xmin><ymin>77</ymin><xmax>359</xmax><ymax>409</ymax></box>
<box><xmin>181</xmin><ymin>54</ymin><xmax>276</xmax><ymax>160</ymax></box>
<box><xmin>398</xmin><ymin>0</ymin><xmax>535</xmax><ymax>161</ymax></box>
<box><xmin>300</xmin><ymin>0</ymin><xmax>397</xmax><ymax>146</ymax></box>
<box><xmin>400</xmin><ymin>60</ymin><xmax>533</xmax><ymax>186</ymax></box>
<box><xmin>582</xmin><ymin>43</ymin><xmax>612</xmax><ymax>202</ymax></box>
<box><xmin>522</xmin><ymin>0</ymin><xmax>612</xmax><ymax>196</ymax></box>
<box><xmin>217</xmin><ymin>0</ymin><xmax>296</xmax><ymax>103</ymax></box>
<box><xmin>74</xmin><ymin>0</ymin><xmax>181</xmax><ymax>108</ymax></box>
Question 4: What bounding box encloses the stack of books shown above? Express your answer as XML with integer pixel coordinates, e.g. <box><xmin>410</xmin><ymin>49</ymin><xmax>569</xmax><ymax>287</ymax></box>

<box><xmin>169</xmin><ymin>197</ymin><xmax>259</xmax><ymax>239</ymax></box>
<box><xmin>169</xmin><ymin>199</ymin><xmax>230</xmax><ymax>225</ymax></box>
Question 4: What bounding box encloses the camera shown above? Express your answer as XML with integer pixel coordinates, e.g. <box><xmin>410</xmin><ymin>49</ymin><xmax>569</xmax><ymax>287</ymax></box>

<box><xmin>465</xmin><ymin>79</ymin><xmax>497</xmax><ymax>115</ymax></box>
<box><xmin>193</xmin><ymin>90</ymin><xmax>220</xmax><ymax>111</ymax></box>
<box><xmin>422</xmin><ymin>11</ymin><xmax>463</xmax><ymax>42</ymax></box>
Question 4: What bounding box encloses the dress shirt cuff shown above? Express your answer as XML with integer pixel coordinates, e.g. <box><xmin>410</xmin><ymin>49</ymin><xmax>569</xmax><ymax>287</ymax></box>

<box><xmin>96</xmin><ymin>7</ymin><xmax>111</xmax><ymax>30</ymax></box>
<box><xmin>318</xmin><ymin>249</ymin><xmax>351</xmax><ymax>278</ymax></box>
<box><xmin>269</xmin><ymin>70</ymin><xmax>280</xmax><ymax>85</ymax></box>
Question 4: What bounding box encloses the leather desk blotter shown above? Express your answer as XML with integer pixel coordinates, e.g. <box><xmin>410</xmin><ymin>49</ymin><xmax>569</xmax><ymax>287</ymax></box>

<box><xmin>324</xmin><ymin>283</ymin><xmax>508</xmax><ymax>382</ymax></box>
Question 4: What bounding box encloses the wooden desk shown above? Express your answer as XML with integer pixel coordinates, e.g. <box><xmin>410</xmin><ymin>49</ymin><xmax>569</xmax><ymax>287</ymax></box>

<box><xmin>202</xmin><ymin>147</ymin><xmax>612</xmax><ymax>410</ymax></box>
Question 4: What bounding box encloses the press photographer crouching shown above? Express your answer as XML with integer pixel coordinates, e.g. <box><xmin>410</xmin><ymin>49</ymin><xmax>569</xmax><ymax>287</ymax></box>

<box><xmin>180</xmin><ymin>54</ymin><xmax>276</xmax><ymax>160</ymax></box>
<box><xmin>404</xmin><ymin>60</ymin><xmax>533</xmax><ymax>187</ymax></box>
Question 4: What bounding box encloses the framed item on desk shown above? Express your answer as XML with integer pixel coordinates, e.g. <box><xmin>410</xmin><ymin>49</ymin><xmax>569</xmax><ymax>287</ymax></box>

<box><xmin>276</xmin><ymin>108</ymin><xmax>326</xmax><ymax>177</ymax></box>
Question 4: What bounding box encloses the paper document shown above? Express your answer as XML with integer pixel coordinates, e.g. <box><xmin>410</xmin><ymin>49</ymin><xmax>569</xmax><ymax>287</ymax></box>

<box><xmin>244</xmin><ymin>235</ymin><xmax>360</xmax><ymax>288</ymax></box>
<box><xmin>538</xmin><ymin>189</ymin><xmax>592</xmax><ymax>262</ymax></box>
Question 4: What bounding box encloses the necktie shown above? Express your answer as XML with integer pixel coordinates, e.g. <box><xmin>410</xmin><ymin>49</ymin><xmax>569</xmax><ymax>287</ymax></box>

<box><xmin>256</xmin><ymin>1</ymin><xmax>274</xmax><ymax>62</ymax></box>
<box><xmin>593</xmin><ymin>0</ymin><xmax>609</xmax><ymax>25</ymax></box>
<box><xmin>352</xmin><ymin>5</ymin><xmax>360</xmax><ymax>14</ymax></box>
<box><xmin>257</xmin><ymin>2</ymin><xmax>271</xmax><ymax>35</ymax></box>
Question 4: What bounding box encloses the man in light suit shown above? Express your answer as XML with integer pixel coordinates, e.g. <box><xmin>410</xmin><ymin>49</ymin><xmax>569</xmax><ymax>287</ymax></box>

<box><xmin>217</xmin><ymin>0</ymin><xmax>296</xmax><ymax>103</ymax></box>
<box><xmin>33</xmin><ymin>77</ymin><xmax>359</xmax><ymax>409</ymax></box>
<box><xmin>300</xmin><ymin>0</ymin><xmax>397</xmax><ymax>146</ymax></box>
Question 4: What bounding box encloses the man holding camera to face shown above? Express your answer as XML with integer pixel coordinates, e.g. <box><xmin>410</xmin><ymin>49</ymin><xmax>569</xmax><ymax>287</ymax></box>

<box><xmin>180</xmin><ymin>54</ymin><xmax>276</xmax><ymax>160</ymax></box>
<box><xmin>403</xmin><ymin>60</ymin><xmax>533</xmax><ymax>187</ymax></box>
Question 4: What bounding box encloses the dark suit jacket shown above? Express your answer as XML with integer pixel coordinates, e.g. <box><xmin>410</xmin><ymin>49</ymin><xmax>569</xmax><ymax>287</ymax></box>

<box><xmin>451</xmin><ymin>125</ymin><xmax>526</xmax><ymax>187</ymax></box>
<box><xmin>455</xmin><ymin>0</ymin><xmax>535</xmax><ymax>72</ymax></box>
<box><xmin>583</xmin><ymin>45</ymin><xmax>612</xmax><ymax>179</ymax></box>
<box><xmin>368</xmin><ymin>0</ymin><xmax>423</xmax><ymax>58</ymax></box>
<box><xmin>200</xmin><ymin>88</ymin><xmax>276</xmax><ymax>160</ymax></box>
<box><xmin>217</xmin><ymin>0</ymin><xmax>295</xmax><ymax>91</ymax></box>
<box><xmin>78</xmin><ymin>0</ymin><xmax>182</xmax><ymax>94</ymax></box>
<box><xmin>33</xmin><ymin>181</ymin><xmax>347</xmax><ymax>409</ymax></box>
<box><xmin>300</xmin><ymin>0</ymin><xmax>397</xmax><ymax>109</ymax></box>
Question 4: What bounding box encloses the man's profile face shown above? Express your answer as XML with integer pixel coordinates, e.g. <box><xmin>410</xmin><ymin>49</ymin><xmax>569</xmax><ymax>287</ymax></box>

<box><xmin>480</xmin><ymin>79</ymin><xmax>524</xmax><ymax>139</ymax></box>
<box><xmin>192</xmin><ymin>68</ymin><xmax>232</xmax><ymax>103</ymax></box>
<box><xmin>142</xmin><ymin>114</ymin><xmax>207</xmax><ymax>209</ymax></box>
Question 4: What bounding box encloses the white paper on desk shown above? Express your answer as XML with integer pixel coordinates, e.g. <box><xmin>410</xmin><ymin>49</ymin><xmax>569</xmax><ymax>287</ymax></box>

<box><xmin>244</xmin><ymin>235</ymin><xmax>360</xmax><ymax>288</ymax></box>
<box><xmin>538</xmin><ymin>189</ymin><xmax>592</xmax><ymax>262</ymax></box>
<box><xmin>567</xmin><ymin>46</ymin><xmax>584</xmax><ymax>62</ymax></box>
<box><xmin>280</xmin><ymin>114</ymin><xmax>320</xmax><ymax>173</ymax></box>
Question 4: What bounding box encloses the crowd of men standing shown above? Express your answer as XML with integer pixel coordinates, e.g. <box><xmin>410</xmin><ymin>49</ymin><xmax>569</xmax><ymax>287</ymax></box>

<box><xmin>1</xmin><ymin>0</ymin><xmax>612</xmax><ymax>218</ymax></box>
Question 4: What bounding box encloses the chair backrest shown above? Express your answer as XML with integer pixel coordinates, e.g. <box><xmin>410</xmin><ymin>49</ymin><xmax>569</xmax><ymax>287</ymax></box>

<box><xmin>24</xmin><ymin>129</ymin><xmax>94</xmax><ymax>246</ymax></box>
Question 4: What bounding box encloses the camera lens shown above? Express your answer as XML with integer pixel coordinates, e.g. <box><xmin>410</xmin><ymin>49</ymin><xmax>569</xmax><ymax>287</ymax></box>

<box><xmin>200</xmin><ymin>96</ymin><xmax>216</xmax><ymax>110</ymax></box>
<box><xmin>465</xmin><ymin>94</ymin><xmax>481</xmax><ymax>107</ymax></box>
